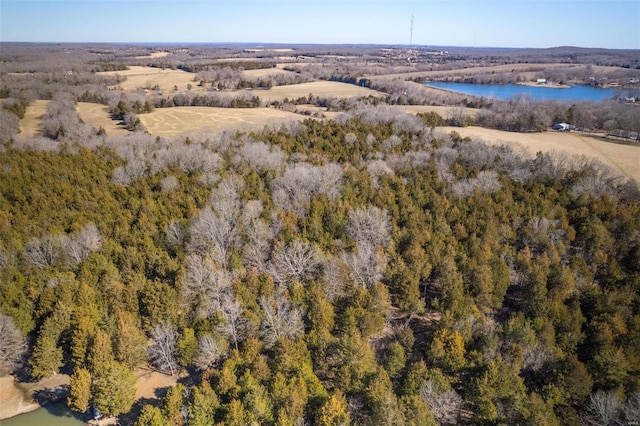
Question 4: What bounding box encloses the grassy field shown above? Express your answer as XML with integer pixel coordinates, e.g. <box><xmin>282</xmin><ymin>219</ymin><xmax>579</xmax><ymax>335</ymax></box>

<box><xmin>77</xmin><ymin>102</ymin><xmax>130</xmax><ymax>136</ymax></box>
<box><xmin>99</xmin><ymin>66</ymin><xmax>197</xmax><ymax>92</ymax></box>
<box><xmin>134</xmin><ymin>51</ymin><xmax>170</xmax><ymax>59</ymax></box>
<box><xmin>18</xmin><ymin>100</ymin><xmax>49</xmax><ymax>138</ymax></box>
<box><xmin>436</xmin><ymin>126</ymin><xmax>640</xmax><ymax>182</ymax></box>
<box><xmin>237</xmin><ymin>80</ymin><xmax>381</xmax><ymax>102</ymax></box>
<box><xmin>138</xmin><ymin>106</ymin><xmax>305</xmax><ymax>137</ymax></box>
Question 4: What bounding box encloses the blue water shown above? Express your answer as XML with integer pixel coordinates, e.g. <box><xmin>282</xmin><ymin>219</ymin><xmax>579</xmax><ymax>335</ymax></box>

<box><xmin>425</xmin><ymin>81</ymin><xmax>618</xmax><ymax>102</ymax></box>
<box><xmin>1</xmin><ymin>402</ymin><xmax>85</xmax><ymax>426</ymax></box>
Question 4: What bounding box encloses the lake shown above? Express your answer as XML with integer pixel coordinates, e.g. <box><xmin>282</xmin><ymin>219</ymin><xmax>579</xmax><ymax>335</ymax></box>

<box><xmin>1</xmin><ymin>402</ymin><xmax>86</xmax><ymax>426</ymax></box>
<box><xmin>425</xmin><ymin>81</ymin><xmax>618</xmax><ymax>102</ymax></box>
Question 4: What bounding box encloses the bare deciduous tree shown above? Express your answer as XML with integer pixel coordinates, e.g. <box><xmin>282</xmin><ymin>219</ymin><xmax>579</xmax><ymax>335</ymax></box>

<box><xmin>342</xmin><ymin>243</ymin><xmax>388</xmax><ymax>289</ymax></box>
<box><xmin>236</xmin><ymin>140</ymin><xmax>286</xmax><ymax>172</ymax></box>
<box><xmin>584</xmin><ymin>390</ymin><xmax>622</xmax><ymax>426</ymax></box>
<box><xmin>268</xmin><ymin>240</ymin><xmax>322</xmax><ymax>287</ymax></box>
<box><xmin>149</xmin><ymin>321</ymin><xmax>179</xmax><ymax>376</ymax></box>
<box><xmin>259</xmin><ymin>291</ymin><xmax>304</xmax><ymax>347</ymax></box>
<box><xmin>623</xmin><ymin>391</ymin><xmax>640</xmax><ymax>424</ymax></box>
<box><xmin>160</xmin><ymin>175</ymin><xmax>179</xmax><ymax>192</ymax></box>
<box><xmin>0</xmin><ymin>314</ymin><xmax>27</xmax><ymax>369</ymax></box>
<box><xmin>452</xmin><ymin>170</ymin><xmax>501</xmax><ymax>198</ymax></box>
<box><xmin>61</xmin><ymin>223</ymin><xmax>102</xmax><ymax>266</ymax></box>
<box><xmin>188</xmin><ymin>207</ymin><xmax>238</xmax><ymax>266</ymax></box>
<box><xmin>240</xmin><ymin>217</ymin><xmax>271</xmax><ymax>272</ymax></box>
<box><xmin>165</xmin><ymin>220</ymin><xmax>187</xmax><ymax>249</ymax></box>
<box><xmin>346</xmin><ymin>206</ymin><xmax>391</xmax><ymax>249</ymax></box>
<box><xmin>195</xmin><ymin>334</ymin><xmax>227</xmax><ymax>371</ymax></box>
<box><xmin>420</xmin><ymin>379</ymin><xmax>463</xmax><ymax>425</ymax></box>
<box><xmin>216</xmin><ymin>294</ymin><xmax>249</xmax><ymax>350</ymax></box>
<box><xmin>23</xmin><ymin>234</ymin><xmax>60</xmax><ymax>268</ymax></box>
<box><xmin>182</xmin><ymin>254</ymin><xmax>232</xmax><ymax>318</ymax></box>
<box><xmin>272</xmin><ymin>162</ymin><xmax>343</xmax><ymax>215</ymax></box>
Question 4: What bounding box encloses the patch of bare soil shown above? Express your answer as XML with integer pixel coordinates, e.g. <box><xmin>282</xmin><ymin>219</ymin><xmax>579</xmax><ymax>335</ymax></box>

<box><xmin>0</xmin><ymin>373</ymin><xmax>69</xmax><ymax>420</ymax></box>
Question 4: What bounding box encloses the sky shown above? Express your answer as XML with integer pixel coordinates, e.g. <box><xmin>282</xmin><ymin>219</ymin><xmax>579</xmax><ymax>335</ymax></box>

<box><xmin>1</xmin><ymin>0</ymin><xmax>639</xmax><ymax>49</ymax></box>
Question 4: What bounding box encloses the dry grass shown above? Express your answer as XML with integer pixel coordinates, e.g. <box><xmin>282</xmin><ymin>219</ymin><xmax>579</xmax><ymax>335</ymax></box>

<box><xmin>99</xmin><ymin>66</ymin><xmax>198</xmax><ymax>92</ymax></box>
<box><xmin>133</xmin><ymin>368</ymin><xmax>184</xmax><ymax>401</ymax></box>
<box><xmin>138</xmin><ymin>106</ymin><xmax>305</xmax><ymax>137</ymax></box>
<box><xmin>436</xmin><ymin>126</ymin><xmax>640</xmax><ymax>182</ymax></box>
<box><xmin>134</xmin><ymin>51</ymin><xmax>170</xmax><ymax>59</ymax></box>
<box><xmin>77</xmin><ymin>102</ymin><xmax>129</xmax><ymax>137</ymax></box>
<box><xmin>239</xmin><ymin>81</ymin><xmax>381</xmax><ymax>102</ymax></box>
<box><xmin>19</xmin><ymin>100</ymin><xmax>49</xmax><ymax>138</ymax></box>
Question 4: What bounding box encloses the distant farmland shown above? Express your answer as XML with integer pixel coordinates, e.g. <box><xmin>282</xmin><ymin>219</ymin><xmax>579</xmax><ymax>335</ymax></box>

<box><xmin>137</xmin><ymin>106</ymin><xmax>305</xmax><ymax>137</ymax></box>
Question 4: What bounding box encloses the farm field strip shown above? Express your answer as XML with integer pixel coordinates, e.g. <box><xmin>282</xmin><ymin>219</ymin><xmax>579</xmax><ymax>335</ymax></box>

<box><xmin>76</xmin><ymin>102</ymin><xmax>130</xmax><ymax>136</ymax></box>
<box><xmin>99</xmin><ymin>66</ymin><xmax>197</xmax><ymax>92</ymax></box>
<box><xmin>137</xmin><ymin>106</ymin><xmax>304</xmax><ymax>137</ymax></box>
<box><xmin>18</xmin><ymin>100</ymin><xmax>49</xmax><ymax>138</ymax></box>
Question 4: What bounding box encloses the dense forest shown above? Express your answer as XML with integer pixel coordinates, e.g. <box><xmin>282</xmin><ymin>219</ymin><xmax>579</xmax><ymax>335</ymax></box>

<box><xmin>1</xmin><ymin>113</ymin><xmax>639</xmax><ymax>425</ymax></box>
<box><xmin>1</xmin><ymin>44</ymin><xmax>640</xmax><ymax>425</ymax></box>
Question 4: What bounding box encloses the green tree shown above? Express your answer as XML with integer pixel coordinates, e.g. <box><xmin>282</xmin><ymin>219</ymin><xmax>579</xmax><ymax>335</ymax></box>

<box><xmin>68</xmin><ymin>367</ymin><xmax>92</xmax><ymax>413</ymax></box>
<box><xmin>93</xmin><ymin>360</ymin><xmax>136</xmax><ymax>417</ymax></box>
<box><xmin>429</xmin><ymin>328</ymin><xmax>466</xmax><ymax>373</ymax></box>
<box><xmin>177</xmin><ymin>328</ymin><xmax>198</xmax><ymax>367</ymax></box>
<box><xmin>135</xmin><ymin>405</ymin><xmax>167</xmax><ymax>426</ymax></box>
<box><xmin>30</xmin><ymin>335</ymin><xmax>63</xmax><ymax>379</ymax></box>
<box><xmin>188</xmin><ymin>380</ymin><xmax>219</xmax><ymax>426</ymax></box>
<box><xmin>316</xmin><ymin>389</ymin><xmax>351</xmax><ymax>426</ymax></box>
<box><xmin>113</xmin><ymin>310</ymin><xmax>147</xmax><ymax>369</ymax></box>
<box><xmin>162</xmin><ymin>384</ymin><xmax>186</xmax><ymax>426</ymax></box>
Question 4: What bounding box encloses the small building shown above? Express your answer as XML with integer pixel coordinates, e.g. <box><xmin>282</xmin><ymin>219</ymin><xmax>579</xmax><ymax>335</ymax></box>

<box><xmin>537</xmin><ymin>78</ymin><xmax>547</xmax><ymax>84</ymax></box>
<box><xmin>553</xmin><ymin>123</ymin><xmax>570</xmax><ymax>131</ymax></box>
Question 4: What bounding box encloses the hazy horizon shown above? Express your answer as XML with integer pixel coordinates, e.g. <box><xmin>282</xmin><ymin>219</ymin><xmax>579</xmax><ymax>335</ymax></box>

<box><xmin>1</xmin><ymin>1</ymin><xmax>639</xmax><ymax>50</ymax></box>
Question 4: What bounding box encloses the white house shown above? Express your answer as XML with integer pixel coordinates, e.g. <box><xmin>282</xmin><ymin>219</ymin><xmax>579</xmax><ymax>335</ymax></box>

<box><xmin>552</xmin><ymin>123</ymin><xmax>570</xmax><ymax>131</ymax></box>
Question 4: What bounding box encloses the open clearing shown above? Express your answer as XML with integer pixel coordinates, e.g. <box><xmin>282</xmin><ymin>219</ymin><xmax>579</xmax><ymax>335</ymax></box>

<box><xmin>435</xmin><ymin>126</ymin><xmax>640</xmax><ymax>182</ymax></box>
<box><xmin>19</xmin><ymin>101</ymin><xmax>128</xmax><ymax>138</ymax></box>
<box><xmin>236</xmin><ymin>80</ymin><xmax>381</xmax><ymax>102</ymax></box>
<box><xmin>134</xmin><ymin>51</ymin><xmax>170</xmax><ymax>59</ymax></box>
<box><xmin>77</xmin><ymin>102</ymin><xmax>130</xmax><ymax>136</ymax></box>
<box><xmin>99</xmin><ymin>66</ymin><xmax>197</xmax><ymax>92</ymax></box>
<box><xmin>18</xmin><ymin>100</ymin><xmax>49</xmax><ymax>138</ymax></box>
<box><xmin>138</xmin><ymin>106</ymin><xmax>304</xmax><ymax>137</ymax></box>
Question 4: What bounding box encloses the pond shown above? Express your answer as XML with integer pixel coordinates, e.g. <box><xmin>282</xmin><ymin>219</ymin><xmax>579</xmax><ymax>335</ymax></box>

<box><xmin>425</xmin><ymin>81</ymin><xmax>620</xmax><ymax>102</ymax></box>
<box><xmin>1</xmin><ymin>402</ymin><xmax>86</xmax><ymax>426</ymax></box>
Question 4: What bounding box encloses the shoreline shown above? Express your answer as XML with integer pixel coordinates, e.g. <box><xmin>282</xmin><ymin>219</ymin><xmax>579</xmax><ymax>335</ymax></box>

<box><xmin>0</xmin><ymin>373</ymin><xmax>70</xmax><ymax>420</ymax></box>
<box><xmin>1</xmin><ymin>368</ymin><xmax>183</xmax><ymax>422</ymax></box>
